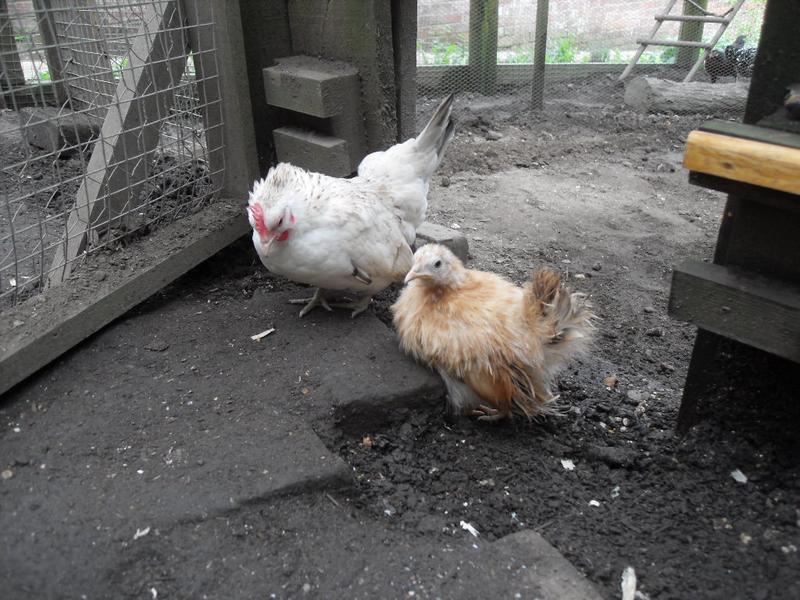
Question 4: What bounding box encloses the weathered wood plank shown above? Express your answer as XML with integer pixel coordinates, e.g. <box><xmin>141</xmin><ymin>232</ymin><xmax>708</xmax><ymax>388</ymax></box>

<box><xmin>668</xmin><ymin>261</ymin><xmax>800</xmax><ymax>363</ymax></box>
<box><xmin>684</xmin><ymin>130</ymin><xmax>800</xmax><ymax>196</ymax></box>
<box><xmin>47</xmin><ymin>0</ymin><xmax>188</xmax><ymax>286</ymax></box>
<box><xmin>0</xmin><ymin>203</ymin><xmax>248</xmax><ymax>397</ymax></box>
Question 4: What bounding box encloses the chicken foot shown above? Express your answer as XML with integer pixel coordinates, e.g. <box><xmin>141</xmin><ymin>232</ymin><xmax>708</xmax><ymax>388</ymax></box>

<box><xmin>470</xmin><ymin>405</ymin><xmax>511</xmax><ymax>422</ymax></box>
<box><xmin>289</xmin><ymin>288</ymin><xmax>332</xmax><ymax>318</ymax></box>
<box><xmin>330</xmin><ymin>295</ymin><xmax>373</xmax><ymax>318</ymax></box>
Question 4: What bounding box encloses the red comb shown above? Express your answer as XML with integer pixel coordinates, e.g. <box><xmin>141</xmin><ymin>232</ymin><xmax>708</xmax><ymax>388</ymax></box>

<box><xmin>250</xmin><ymin>203</ymin><xmax>268</xmax><ymax>237</ymax></box>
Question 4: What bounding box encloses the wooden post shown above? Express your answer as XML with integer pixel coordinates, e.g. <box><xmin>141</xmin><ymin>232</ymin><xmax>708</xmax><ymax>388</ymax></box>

<box><xmin>31</xmin><ymin>0</ymin><xmax>68</xmax><ymax>106</ymax></box>
<box><xmin>468</xmin><ymin>0</ymin><xmax>499</xmax><ymax>94</ymax></box>
<box><xmin>531</xmin><ymin>0</ymin><xmax>549</xmax><ymax>110</ymax></box>
<box><xmin>0</xmin><ymin>0</ymin><xmax>27</xmax><ymax>105</ymax></box>
<box><xmin>48</xmin><ymin>0</ymin><xmax>188</xmax><ymax>286</ymax></box>
<box><xmin>392</xmin><ymin>0</ymin><xmax>417</xmax><ymax>141</ymax></box>
<box><xmin>676</xmin><ymin>0</ymin><xmax>708</xmax><ymax>68</ymax></box>
<box><xmin>184</xmin><ymin>0</ymin><xmax>258</xmax><ymax>198</ymax></box>
<box><xmin>744</xmin><ymin>0</ymin><xmax>800</xmax><ymax>125</ymax></box>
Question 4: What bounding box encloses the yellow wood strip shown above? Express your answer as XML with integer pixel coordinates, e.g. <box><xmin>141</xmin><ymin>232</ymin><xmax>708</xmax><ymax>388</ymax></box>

<box><xmin>683</xmin><ymin>130</ymin><xmax>800</xmax><ymax>196</ymax></box>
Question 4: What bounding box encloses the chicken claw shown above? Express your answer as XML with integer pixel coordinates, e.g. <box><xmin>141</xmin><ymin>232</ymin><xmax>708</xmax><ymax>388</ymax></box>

<box><xmin>289</xmin><ymin>288</ymin><xmax>332</xmax><ymax>318</ymax></box>
<box><xmin>330</xmin><ymin>295</ymin><xmax>372</xmax><ymax>318</ymax></box>
<box><xmin>470</xmin><ymin>405</ymin><xmax>510</xmax><ymax>422</ymax></box>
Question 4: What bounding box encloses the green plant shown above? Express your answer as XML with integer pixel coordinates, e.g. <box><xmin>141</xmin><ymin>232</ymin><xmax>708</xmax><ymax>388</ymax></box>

<box><xmin>38</xmin><ymin>70</ymin><xmax>51</xmax><ymax>81</ymax></box>
<box><xmin>547</xmin><ymin>34</ymin><xmax>576</xmax><ymax>64</ymax></box>
<box><xmin>111</xmin><ymin>56</ymin><xmax>130</xmax><ymax>78</ymax></box>
<box><xmin>660</xmin><ymin>46</ymin><xmax>677</xmax><ymax>63</ymax></box>
<box><xmin>590</xmin><ymin>48</ymin><xmax>610</xmax><ymax>63</ymax></box>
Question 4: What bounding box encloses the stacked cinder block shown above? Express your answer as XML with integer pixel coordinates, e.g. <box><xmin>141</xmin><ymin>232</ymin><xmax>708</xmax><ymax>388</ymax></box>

<box><xmin>263</xmin><ymin>56</ymin><xmax>365</xmax><ymax>176</ymax></box>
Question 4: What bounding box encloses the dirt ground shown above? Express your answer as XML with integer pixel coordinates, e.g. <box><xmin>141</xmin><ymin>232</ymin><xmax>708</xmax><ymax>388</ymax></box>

<box><xmin>3</xmin><ymin>80</ymin><xmax>799</xmax><ymax>599</ymax></box>
<box><xmin>330</xmin><ymin>92</ymin><xmax>799</xmax><ymax>599</ymax></box>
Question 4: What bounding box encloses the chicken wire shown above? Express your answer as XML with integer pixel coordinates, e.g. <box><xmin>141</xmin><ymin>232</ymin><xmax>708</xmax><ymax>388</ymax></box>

<box><xmin>0</xmin><ymin>0</ymin><xmax>222</xmax><ymax>308</ymax></box>
<box><xmin>417</xmin><ymin>0</ymin><xmax>766</xmax><ymax>107</ymax></box>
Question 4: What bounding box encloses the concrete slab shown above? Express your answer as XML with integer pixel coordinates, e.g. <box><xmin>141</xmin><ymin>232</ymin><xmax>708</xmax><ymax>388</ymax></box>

<box><xmin>415</xmin><ymin>221</ymin><xmax>470</xmax><ymax>263</ymax></box>
<box><xmin>493</xmin><ymin>531</ymin><xmax>605</xmax><ymax>599</ymax></box>
<box><xmin>273</xmin><ymin>126</ymin><xmax>353</xmax><ymax>176</ymax></box>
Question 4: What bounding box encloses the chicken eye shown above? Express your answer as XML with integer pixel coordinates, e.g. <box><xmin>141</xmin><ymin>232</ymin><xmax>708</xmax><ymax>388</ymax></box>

<box><xmin>434</xmin><ymin>260</ymin><xmax>442</xmax><ymax>268</ymax></box>
<box><xmin>278</xmin><ymin>217</ymin><xmax>283</xmax><ymax>226</ymax></box>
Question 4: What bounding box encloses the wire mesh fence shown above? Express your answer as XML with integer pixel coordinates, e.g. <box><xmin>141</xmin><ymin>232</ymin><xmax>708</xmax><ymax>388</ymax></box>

<box><xmin>417</xmin><ymin>0</ymin><xmax>766</xmax><ymax>108</ymax></box>
<box><xmin>0</xmin><ymin>0</ymin><xmax>223</xmax><ymax>309</ymax></box>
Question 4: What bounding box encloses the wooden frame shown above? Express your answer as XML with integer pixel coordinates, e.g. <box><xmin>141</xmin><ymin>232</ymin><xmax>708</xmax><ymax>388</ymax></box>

<box><xmin>1</xmin><ymin>0</ymin><xmax>257</xmax><ymax>396</ymax></box>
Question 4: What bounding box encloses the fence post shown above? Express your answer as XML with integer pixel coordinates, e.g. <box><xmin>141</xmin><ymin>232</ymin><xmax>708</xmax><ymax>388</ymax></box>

<box><xmin>468</xmin><ymin>0</ymin><xmax>499</xmax><ymax>94</ymax></box>
<box><xmin>0</xmin><ymin>0</ymin><xmax>29</xmax><ymax>106</ymax></box>
<box><xmin>531</xmin><ymin>0</ymin><xmax>549</xmax><ymax>110</ymax></box>
<box><xmin>31</xmin><ymin>0</ymin><xmax>68</xmax><ymax>106</ymax></box>
<box><xmin>184</xmin><ymin>0</ymin><xmax>258</xmax><ymax>199</ymax></box>
<box><xmin>676</xmin><ymin>0</ymin><xmax>708</xmax><ymax>68</ymax></box>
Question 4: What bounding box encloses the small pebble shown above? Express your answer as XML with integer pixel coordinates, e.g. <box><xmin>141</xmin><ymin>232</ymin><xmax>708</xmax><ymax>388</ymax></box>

<box><xmin>592</xmin><ymin>262</ymin><xmax>602</xmax><ymax>271</ymax></box>
<box><xmin>643</xmin><ymin>306</ymin><xmax>655</xmax><ymax>313</ymax></box>
<box><xmin>440</xmin><ymin>176</ymin><xmax>451</xmax><ymax>187</ymax></box>
<box><xmin>486</xmin><ymin>130</ymin><xmax>503</xmax><ymax>141</ymax></box>
<box><xmin>645</xmin><ymin>327</ymin><xmax>664</xmax><ymax>337</ymax></box>
<box><xmin>92</xmin><ymin>270</ymin><xmax>107</xmax><ymax>282</ymax></box>
<box><xmin>1</xmin><ymin>469</ymin><xmax>13</xmax><ymax>480</ymax></box>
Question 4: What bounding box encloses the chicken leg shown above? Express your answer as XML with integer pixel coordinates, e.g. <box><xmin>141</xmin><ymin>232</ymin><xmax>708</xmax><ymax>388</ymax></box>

<box><xmin>289</xmin><ymin>288</ymin><xmax>332</xmax><ymax>318</ymax></box>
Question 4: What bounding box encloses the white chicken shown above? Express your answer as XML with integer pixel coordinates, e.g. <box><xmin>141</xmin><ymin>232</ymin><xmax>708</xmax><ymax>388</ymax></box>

<box><xmin>247</xmin><ymin>95</ymin><xmax>455</xmax><ymax>317</ymax></box>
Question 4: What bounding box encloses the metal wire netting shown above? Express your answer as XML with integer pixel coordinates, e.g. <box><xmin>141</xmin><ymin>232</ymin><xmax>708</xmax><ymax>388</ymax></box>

<box><xmin>417</xmin><ymin>0</ymin><xmax>766</xmax><ymax>106</ymax></box>
<box><xmin>0</xmin><ymin>0</ymin><xmax>222</xmax><ymax>307</ymax></box>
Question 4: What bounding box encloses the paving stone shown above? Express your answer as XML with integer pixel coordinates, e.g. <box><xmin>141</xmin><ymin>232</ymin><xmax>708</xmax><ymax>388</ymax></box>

<box><xmin>415</xmin><ymin>221</ymin><xmax>470</xmax><ymax>263</ymax></box>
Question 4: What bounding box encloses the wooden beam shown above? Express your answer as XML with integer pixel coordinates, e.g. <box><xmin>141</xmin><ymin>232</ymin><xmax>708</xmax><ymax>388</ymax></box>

<box><xmin>684</xmin><ymin>129</ymin><xmax>800</xmax><ymax>196</ymax></box>
<box><xmin>47</xmin><ymin>0</ymin><xmax>188</xmax><ymax>286</ymax></box>
<box><xmin>184</xmin><ymin>0</ymin><xmax>258</xmax><ymax>199</ymax></box>
<box><xmin>0</xmin><ymin>203</ymin><xmax>248</xmax><ymax>397</ymax></box>
<box><xmin>531</xmin><ymin>0</ymin><xmax>549</xmax><ymax>110</ymax></box>
<box><xmin>669</xmin><ymin>261</ymin><xmax>800</xmax><ymax>363</ymax></box>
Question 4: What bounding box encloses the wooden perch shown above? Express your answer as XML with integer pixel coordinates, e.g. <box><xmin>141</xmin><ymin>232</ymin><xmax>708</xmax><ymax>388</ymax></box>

<box><xmin>684</xmin><ymin>129</ymin><xmax>800</xmax><ymax>196</ymax></box>
<box><xmin>624</xmin><ymin>76</ymin><xmax>748</xmax><ymax>114</ymax></box>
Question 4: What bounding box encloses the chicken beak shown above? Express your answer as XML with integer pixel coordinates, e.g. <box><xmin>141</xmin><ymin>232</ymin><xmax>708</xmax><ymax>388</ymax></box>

<box><xmin>262</xmin><ymin>234</ymin><xmax>275</xmax><ymax>255</ymax></box>
<box><xmin>404</xmin><ymin>268</ymin><xmax>420</xmax><ymax>284</ymax></box>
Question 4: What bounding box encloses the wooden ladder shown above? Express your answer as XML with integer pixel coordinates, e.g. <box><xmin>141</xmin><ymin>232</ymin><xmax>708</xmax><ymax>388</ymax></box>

<box><xmin>619</xmin><ymin>0</ymin><xmax>746</xmax><ymax>83</ymax></box>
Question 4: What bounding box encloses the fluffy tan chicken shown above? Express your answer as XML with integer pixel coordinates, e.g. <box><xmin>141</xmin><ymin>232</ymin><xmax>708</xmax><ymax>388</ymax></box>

<box><xmin>392</xmin><ymin>244</ymin><xmax>595</xmax><ymax>420</ymax></box>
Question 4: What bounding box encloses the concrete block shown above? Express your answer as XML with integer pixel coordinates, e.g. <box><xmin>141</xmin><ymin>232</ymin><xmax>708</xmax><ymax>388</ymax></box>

<box><xmin>263</xmin><ymin>56</ymin><xmax>359</xmax><ymax>118</ymax></box>
<box><xmin>273</xmin><ymin>126</ymin><xmax>352</xmax><ymax>177</ymax></box>
<box><xmin>414</xmin><ymin>221</ymin><xmax>469</xmax><ymax>263</ymax></box>
<box><xmin>19</xmin><ymin>106</ymin><xmax>99</xmax><ymax>156</ymax></box>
